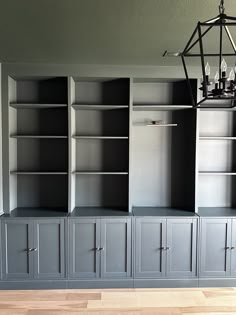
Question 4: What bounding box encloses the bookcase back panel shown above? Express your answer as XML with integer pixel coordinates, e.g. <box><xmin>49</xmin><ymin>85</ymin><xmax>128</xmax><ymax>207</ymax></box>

<box><xmin>13</xmin><ymin>77</ymin><xmax>68</xmax><ymax>104</ymax></box>
<box><xmin>75</xmin><ymin>175</ymin><xmax>128</xmax><ymax>208</ymax></box>
<box><xmin>73</xmin><ymin>79</ymin><xmax>129</xmax><ymax>105</ymax></box>
<box><xmin>75</xmin><ymin>140</ymin><xmax>129</xmax><ymax>172</ymax></box>
<box><xmin>74</xmin><ymin>109</ymin><xmax>129</xmax><ymax>137</ymax></box>
<box><xmin>11</xmin><ymin>175</ymin><xmax>68</xmax><ymax>209</ymax></box>
<box><xmin>198</xmin><ymin>175</ymin><xmax>236</xmax><ymax>207</ymax></box>
<box><xmin>131</xmin><ymin>109</ymin><xmax>196</xmax><ymax>210</ymax></box>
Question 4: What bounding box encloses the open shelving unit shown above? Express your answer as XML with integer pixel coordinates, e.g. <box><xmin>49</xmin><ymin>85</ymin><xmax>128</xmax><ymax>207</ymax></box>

<box><xmin>131</xmin><ymin>78</ymin><xmax>197</xmax><ymax>215</ymax></box>
<box><xmin>197</xmin><ymin>109</ymin><xmax>236</xmax><ymax>214</ymax></box>
<box><xmin>69</xmin><ymin>77</ymin><xmax>130</xmax><ymax>214</ymax></box>
<box><xmin>7</xmin><ymin>76</ymin><xmax>69</xmax><ymax>214</ymax></box>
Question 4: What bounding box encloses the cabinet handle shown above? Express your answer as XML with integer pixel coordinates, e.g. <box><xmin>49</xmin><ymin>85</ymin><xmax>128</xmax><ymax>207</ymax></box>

<box><xmin>95</xmin><ymin>247</ymin><xmax>100</xmax><ymax>251</ymax></box>
<box><xmin>159</xmin><ymin>247</ymin><xmax>165</xmax><ymax>250</ymax></box>
<box><xmin>165</xmin><ymin>247</ymin><xmax>171</xmax><ymax>250</ymax></box>
<box><xmin>99</xmin><ymin>247</ymin><xmax>105</xmax><ymax>251</ymax></box>
<box><xmin>225</xmin><ymin>246</ymin><xmax>230</xmax><ymax>250</ymax></box>
<box><xmin>231</xmin><ymin>247</ymin><xmax>235</xmax><ymax>250</ymax></box>
<box><xmin>29</xmin><ymin>248</ymin><xmax>37</xmax><ymax>252</ymax></box>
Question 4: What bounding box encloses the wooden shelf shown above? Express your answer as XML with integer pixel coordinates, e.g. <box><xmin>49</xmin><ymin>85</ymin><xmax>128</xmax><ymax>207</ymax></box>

<box><xmin>73</xmin><ymin>171</ymin><xmax>128</xmax><ymax>175</ymax></box>
<box><xmin>133</xmin><ymin>105</ymin><xmax>192</xmax><ymax>111</ymax></box>
<box><xmin>72</xmin><ymin>104</ymin><xmax>129</xmax><ymax>110</ymax></box>
<box><xmin>10</xmin><ymin>103</ymin><xmax>67</xmax><ymax>109</ymax></box>
<box><xmin>199</xmin><ymin>136</ymin><xmax>236</xmax><ymax>140</ymax></box>
<box><xmin>10</xmin><ymin>135</ymin><xmax>68</xmax><ymax>139</ymax></box>
<box><xmin>10</xmin><ymin>172</ymin><xmax>68</xmax><ymax>175</ymax></box>
<box><xmin>73</xmin><ymin>136</ymin><xmax>128</xmax><ymax>140</ymax></box>
<box><xmin>199</xmin><ymin>171</ymin><xmax>236</xmax><ymax>176</ymax></box>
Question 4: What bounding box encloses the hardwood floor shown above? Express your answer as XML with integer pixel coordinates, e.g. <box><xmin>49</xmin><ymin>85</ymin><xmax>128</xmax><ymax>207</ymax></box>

<box><xmin>0</xmin><ymin>288</ymin><xmax>236</xmax><ymax>314</ymax></box>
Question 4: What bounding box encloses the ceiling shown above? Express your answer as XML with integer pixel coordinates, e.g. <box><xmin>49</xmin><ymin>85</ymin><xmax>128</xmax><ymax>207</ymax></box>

<box><xmin>0</xmin><ymin>0</ymin><xmax>236</xmax><ymax>65</ymax></box>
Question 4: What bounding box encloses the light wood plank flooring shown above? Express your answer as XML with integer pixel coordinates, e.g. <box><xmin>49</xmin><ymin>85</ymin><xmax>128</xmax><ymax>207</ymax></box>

<box><xmin>0</xmin><ymin>288</ymin><xmax>236</xmax><ymax>314</ymax></box>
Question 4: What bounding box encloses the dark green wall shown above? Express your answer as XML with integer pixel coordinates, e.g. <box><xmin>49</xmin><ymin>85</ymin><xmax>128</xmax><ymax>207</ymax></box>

<box><xmin>0</xmin><ymin>0</ymin><xmax>235</xmax><ymax>65</ymax></box>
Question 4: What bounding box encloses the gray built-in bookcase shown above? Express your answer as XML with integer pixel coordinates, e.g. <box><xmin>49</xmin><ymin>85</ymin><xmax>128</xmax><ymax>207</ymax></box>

<box><xmin>2</xmin><ymin>68</ymin><xmax>235</xmax><ymax>217</ymax></box>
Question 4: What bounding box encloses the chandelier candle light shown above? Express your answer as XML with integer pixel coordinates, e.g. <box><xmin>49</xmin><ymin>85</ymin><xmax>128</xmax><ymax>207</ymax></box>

<box><xmin>164</xmin><ymin>0</ymin><xmax>236</xmax><ymax>108</ymax></box>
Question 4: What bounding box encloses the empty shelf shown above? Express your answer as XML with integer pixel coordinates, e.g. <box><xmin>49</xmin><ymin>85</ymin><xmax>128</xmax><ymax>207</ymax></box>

<box><xmin>132</xmin><ymin>207</ymin><xmax>197</xmax><ymax>217</ymax></box>
<box><xmin>199</xmin><ymin>136</ymin><xmax>236</xmax><ymax>140</ymax></box>
<box><xmin>73</xmin><ymin>136</ymin><xmax>128</xmax><ymax>140</ymax></box>
<box><xmin>10</xmin><ymin>172</ymin><xmax>68</xmax><ymax>175</ymax></box>
<box><xmin>4</xmin><ymin>207</ymin><xmax>68</xmax><ymax>218</ymax></box>
<box><xmin>133</xmin><ymin>105</ymin><xmax>192</xmax><ymax>111</ymax></box>
<box><xmin>11</xmin><ymin>135</ymin><xmax>68</xmax><ymax>139</ymax></box>
<box><xmin>70</xmin><ymin>207</ymin><xmax>131</xmax><ymax>217</ymax></box>
<box><xmin>73</xmin><ymin>171</ymin><xmax>128</xmax><ymax>175</ymax></box>
<box><xmin>199</xmin><ymin>171</ymin><xmax>236</xmax><ymax>176</ymax></box>
<box><xmin>72</xmin><ymin>104</ymin><xmax>129</xmax><ymax>110</ymax></box>
<box><xmin>10</xmin><ymin>103</ymin><xmax>67</xmax><ymax>109</ymax></box>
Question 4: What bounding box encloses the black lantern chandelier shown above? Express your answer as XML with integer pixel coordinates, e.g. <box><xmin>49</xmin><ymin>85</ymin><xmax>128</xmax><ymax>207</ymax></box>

<box><xmin>164</xmin><ymin>0</ymin><xmax>236</xmax><ymax>108</ymax></box>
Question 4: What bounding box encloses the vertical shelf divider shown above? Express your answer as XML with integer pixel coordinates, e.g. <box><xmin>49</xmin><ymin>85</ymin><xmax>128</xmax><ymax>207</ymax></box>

<box><xmin>68</xmin><ymin>77</ymin><xmax>76</xmax><ymax>213</ymax></box>
<box><xmin>129</xmin><ymin>77</ymin><xmax>133</xmax><ymax>213</ymax></box>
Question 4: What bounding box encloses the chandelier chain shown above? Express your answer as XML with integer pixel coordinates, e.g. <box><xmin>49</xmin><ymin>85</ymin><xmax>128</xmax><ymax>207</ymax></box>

<box><xmin>219</xmin><ymin>0</ymin><xmax>225</xmax><ymax>14</ymax></box>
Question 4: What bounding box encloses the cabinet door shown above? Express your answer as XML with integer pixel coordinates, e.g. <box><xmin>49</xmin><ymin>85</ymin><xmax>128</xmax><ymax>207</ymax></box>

<box><xmin>33</xmin><ymin>219</ymin><xmax>65</xmax><ymax>279</ymax></box>
<box><xmin>230</xmin><ymin>219</ymin><xmax>236</xmax><ymax>277</ymax></box>
<box><xmin>200</xmin><ymin>218</ymin><xmax>231</xmax><ymax>277</ymax></box>
<box><xmin>100</xmin><ymin>218</ymin><xmax>132</xmax><ymax>278</ymax></box>
<box><xmin>135</xmin><ymin>218</ymin><xmax>166</xmax><ymax>278</ymax></box>
<box><xmin>1</xmin><ymin>220</ymin><xmax>34</xmax><ymax>280</ymax></box>
<box><xmin>166</xmin><ymin>219</ymin><xmax>197</xmax><ymax>278</ymax></box>
<box><xmin>69</xmin><ymin>219</ymin><xmax>100</xmax><ymax>279</ymax></box>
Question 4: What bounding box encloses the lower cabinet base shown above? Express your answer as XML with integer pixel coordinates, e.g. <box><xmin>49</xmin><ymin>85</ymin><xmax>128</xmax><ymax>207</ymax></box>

<box><xmin>199</xmin><ymin>278</ymin><xmax>236</xmax><ymax>287</ymax></box>
<box><xmin>134</xmin><ymin>279</ymin><xmax>199</xmax><ymax>288</ymax></box>
<box><xmin>1</xmin><ymin>278</ymin><xmax>236</xmax><ymax>290</ymax></box>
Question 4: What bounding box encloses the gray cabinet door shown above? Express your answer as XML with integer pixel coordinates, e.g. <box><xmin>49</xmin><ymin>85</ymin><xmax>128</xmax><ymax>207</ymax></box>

<box><xmin>33</xmin><ymin>219</ymin><xmax>65</xmax><ymax>279</ymax></box>
<box><xmin>166</xmin><ymin>219</ymin><xmax>197</xmax><ymax>278</ymax></box>
<box><xmin>1</xmin><ymin>220</ymin><xmax>34</xmax><ymax>280</ymax></box>
<box><xmin>135</xmin><ymin>218</ymin><xmax>166</xmax><ymax>278</ymax></box>
<box><xmin>230</xmin><ymin>219</ymin><xmax>236</xmax><ymax>277</ymax></box>
<box><xmin>69</xmin><ymin>219</ymin><xmax>100</xmax><ymax>279</ymax></box>
<box><xmin>200</xmin><ymin>218</ymin><xmax>231</xmax><ymax>278</ymax></box>
<box><xmin>100</xmin><ymin>218</ymin><xmax>132</xmax><ymax>278</ymax></box>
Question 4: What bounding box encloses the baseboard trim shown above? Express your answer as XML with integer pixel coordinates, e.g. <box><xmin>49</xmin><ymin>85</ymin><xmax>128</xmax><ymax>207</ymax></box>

<box><xmin>67</xmin><ymin>279</ymin><xmax>134</xmax><ymax>289</ymax></box>
<box><xmin>134</xmin><ymin>278</ymin><xmax>199</xmax><ymax>288</ymax></box>
<box><xmin>0</xmin><ymin>280</ymin><xmax>68</xmax><ymax>290</ymax></box>
<box><xmin>199</xmin><ymin>278</ymin><xmax>236</xmax><ymax>287</ymax></box>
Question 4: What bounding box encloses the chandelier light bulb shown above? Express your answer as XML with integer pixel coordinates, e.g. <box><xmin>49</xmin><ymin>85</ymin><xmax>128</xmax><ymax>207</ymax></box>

<box><xmin>229</xmin><ymin>68</ymin><xmax>235</xmax><ymax>81</ymax></box>
<box><xmin>205</xmin><ymin>62</ymin><xmax>211</xmax><ymax>76</ymax></box>
<box><xmin>221</xmin><ymin>58</ymin><xmax>228</xmax><ymax>72</ymax></box>
<box><xmin>214</xmin><ymin>71</ymin><xmax>220</xmax><ymax>83</ymax></box>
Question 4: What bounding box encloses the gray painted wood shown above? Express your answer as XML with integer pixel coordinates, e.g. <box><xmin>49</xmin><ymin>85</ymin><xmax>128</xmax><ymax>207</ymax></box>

<box><xmin>166</xmin><ymin>219</ymin><xmax>197</xmax><ymax>278</ymax></box>
<box><xmin>1</xmin><ymin>220</ymin><xmax>34</xmax><ymax>280</ymax></box>
<box><xmin>230</xmin><ymin>219</ymin><xmax>236</xmax><ymax>277</ymax></box>
<box><xmin>135</xmin><ymin>218</ymin><xmax>166</xmax><ymax>278</ymax></box>
<box><xmin>33</xmin><ymin>219</ymin><xmax>66</xmax><ymax>279</ymax></box>
<box><xmin>200</xmin><ymin>219</ymin><xmax>231</xmax><ymax>278</ymax></box>
<box><xmin>69</xmin><ymin>219</ymin><xmax>100</xmax><ymax>279</ymax></box>
<box><xmin>100</xmin><ymin>218</ymin><xmax>132</xmax><ymax>279</ymax></box>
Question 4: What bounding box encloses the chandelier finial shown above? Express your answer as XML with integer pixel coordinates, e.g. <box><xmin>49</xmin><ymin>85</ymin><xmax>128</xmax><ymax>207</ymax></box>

<box><xmin>219</xmin><ymin>0</ymin><xmax>225</xmax><ymax>15</ymax></box>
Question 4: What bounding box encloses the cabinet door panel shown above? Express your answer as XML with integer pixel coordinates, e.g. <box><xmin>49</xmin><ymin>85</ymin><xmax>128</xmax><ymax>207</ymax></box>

<box><xmin>135</xmin><ymin>218</ymin><xmax>166</xmax><ymax>278</ymax></box>
<box><xmin>1</xmin><ymin>220</ymin><xmax>34</xmax><ymax>280</ymax></box>
<box><xmin>100</xmin><ymin>218</ymin><xmax>132</xmax><ymax>278</ymax></box>
<box><xmin>166</xmin><ymin>219</ymin><xmax>197</xmax><ymax>278</ymax></box>
<box><xmin>200</xmin><ymin>219</ymin><xmax>231</xmax><ymax>277</ymax></box>
<box><xmin>34</xmin><ymin>219</ymin><xmax>65</xmax><ymax>279</ymax></box>
<box><xmin>69</xmin><ymin>219</ymin><xmax>100</xmax><ymax>279</ymax></box>
<box><xmin>231</xmin><ymin>219</ymin><xmax>236</xmax><ymax>277</ymax></box>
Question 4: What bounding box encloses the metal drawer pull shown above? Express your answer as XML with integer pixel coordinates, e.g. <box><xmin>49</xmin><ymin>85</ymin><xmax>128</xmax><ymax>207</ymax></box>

<box><xmin>28</xmin><ymin>248</ymin><xmax>37</xmax><ymax>252</ymax></box>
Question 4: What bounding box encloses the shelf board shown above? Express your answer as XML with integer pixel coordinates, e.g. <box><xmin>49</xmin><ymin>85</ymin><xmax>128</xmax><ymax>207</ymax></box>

<box><xmin>133</xmin><ymin>105</ymin><xmax>192</xmax><ymax>111</ymax></box>
<box><xmin>73</xmin><ymin>171</ymin><xmax>128</xmax><ymax>175</ymax></box>
<box><xmin>199</xmin><ymin>136</ymin><xmax>236</xmax><ymax>140</ymax></box>
<box><xmin>72</xmin><ymin>104</ymin><xmax>129</xmax><ymax>110</ymax></box>
<box><xmin>199</xmin><ymin>171</ymin><xmax>236</xmax><ymax>176</ymax></box>
<box><xmin>3</xmin><ymin>207</ymin><xmax>68</xmax><ymax>218</ymax></box>
<box><xmin>10</xmin><ymin>172</ymin><xmax>68</xmax><ymax>175</ymax></box>
<box><xmin>10</xmin><ymin>103</ymin><xmax>67</xmax><ymax>109</ymax></box>
<box><xmin>70</xmin><ymin>207</ymin><xmax>131</xmax><ymax>217</ymax></box>
<box><xmin>132</xmin><ymin>207</ymin><xmax>197</xmax><ymax>217</ymax></box>
<box><xmin>146</xmin><ymin>123</ymin><xmax>177</xmax><ymax>127</ymax></box>
<box><xmin>197</xmin><ymin>207</ymin><xmax>236</xmax><ymax>217</ymax></box>
<box><xmin>73</xmin><ymin>136</ymin><xmax>128</xmax><ymax>140</ymax></box>
<box><xmin>10</xmin><ymin>135</ymin><xmax>68</xmax><ymax>139</ymax></box>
